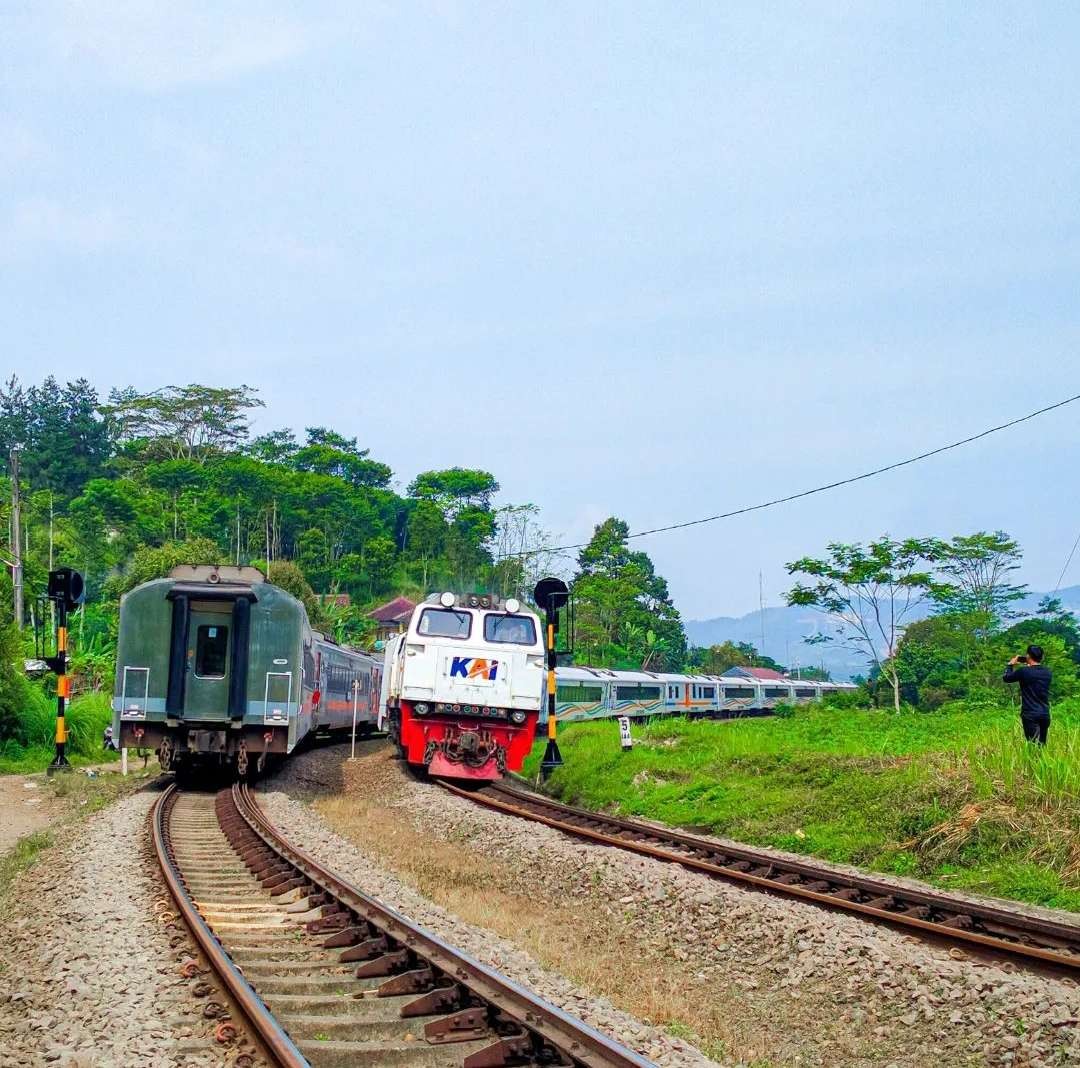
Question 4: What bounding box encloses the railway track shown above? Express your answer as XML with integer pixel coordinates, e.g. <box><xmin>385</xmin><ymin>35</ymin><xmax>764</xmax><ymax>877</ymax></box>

<box><xmin>152</xmin><ymin>782</ymin><xmax>653</xmax><ymax>1068</ymax></box>
<box><xmin>442</xmin><ymin>780</ymin><xmax>1080</xmax><ymax>973</ymax></box>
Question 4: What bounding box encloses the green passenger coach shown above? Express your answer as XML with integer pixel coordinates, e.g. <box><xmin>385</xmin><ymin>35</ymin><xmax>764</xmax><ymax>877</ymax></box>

<box><xmin>112</xmin><ymin>564</ymin><xmax>380</xmax><ymax>776</ymax></box>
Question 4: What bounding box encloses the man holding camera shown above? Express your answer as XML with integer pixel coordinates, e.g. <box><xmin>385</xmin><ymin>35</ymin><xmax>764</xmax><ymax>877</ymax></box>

<box><xmin>1003</xmin><ymin>645</ymin><xmax>1052</xmax><ymax>745</ymax></box>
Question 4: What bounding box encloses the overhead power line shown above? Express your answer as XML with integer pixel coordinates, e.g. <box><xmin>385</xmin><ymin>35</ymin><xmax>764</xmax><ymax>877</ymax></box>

<box><xmin>518</xmin><ymin>391</ymin><xmax>1080</xmax><ymax>559</ymax></box>
<box><xmin>1053</xmin><ymin>528</ymin><xmax>1080</xmax><ymax>594</ymax></box>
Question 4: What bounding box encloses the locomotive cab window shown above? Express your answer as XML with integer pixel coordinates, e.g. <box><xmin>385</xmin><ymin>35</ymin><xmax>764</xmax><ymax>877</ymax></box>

<box><xmin>484</xmin><ymin>613</ymin><xmax>537</xmax><ymax>645</ymax></box>
<box><xmin>195</xmin><ymin>625</ymin><xmax>229</xmax><ymax>678</ymax></box>
<box><xmin>417</xmin><ymin>608</ymin><xmax>472</xmax><ymax>639</ymax></box>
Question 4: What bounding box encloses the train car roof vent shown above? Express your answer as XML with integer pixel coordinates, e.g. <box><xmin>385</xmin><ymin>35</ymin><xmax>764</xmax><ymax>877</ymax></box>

<box><xmin>168</xmin><ymin>564</ymin><xmax>266</xmax><ymax>584</ymax></box>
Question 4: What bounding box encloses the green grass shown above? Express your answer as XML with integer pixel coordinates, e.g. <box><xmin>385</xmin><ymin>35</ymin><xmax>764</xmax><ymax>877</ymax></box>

<box><xmin>0</xmin><ymin>691</ymin><xmax>118</xmax><ymax>773</ymax></box>
<box><xmin>0</xmin><ymin>830</ymin><xmax>53</xmax><ymax>903</ymax></box>
<box><xmin>527</xmin><ymin>697</ymin><xmax>1080</xmax><ymax>911</ymax></box>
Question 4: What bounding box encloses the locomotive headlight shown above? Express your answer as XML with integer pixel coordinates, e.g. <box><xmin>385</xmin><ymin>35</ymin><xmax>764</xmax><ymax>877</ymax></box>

<box><xmin>505</xmin><ymin>597</ymin><xmax>521</xmax><ymax>613</ymax></box>
<box><xmin>510</xmin><ymin>710</ymin><xmax>527</xmax><ymax>725</ymax></box>
<box><xmin>440</xmin><ymin>591</ymin><xmax>456</xmax><ymax>607</ymax></box>
<box><xmin>415</xmin><ymin>702</ymin><xmax>430</xmax><ymax>715</ymax></box>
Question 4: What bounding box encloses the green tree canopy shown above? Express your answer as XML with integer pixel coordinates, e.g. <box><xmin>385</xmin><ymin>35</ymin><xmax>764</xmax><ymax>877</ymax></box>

<box><xmin>572</xmin><ymin>517</ymin><xmax>686</xmax><ymax>671</ymax></box>
<box><xmin>787</xmin><ymin>537</ymin><xmax>943</xmax><ymax>712</ymax></box>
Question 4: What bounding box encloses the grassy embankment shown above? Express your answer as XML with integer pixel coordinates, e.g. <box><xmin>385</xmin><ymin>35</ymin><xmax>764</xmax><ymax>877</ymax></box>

<box><xmin>526</xmin><ymin>698</ymin><xmax>1080</xmax><ymax>911</ymax></box>
<box><xmin>0</xmin><ymin>690</ymin><xmax>117</xmax><ymax>774</ymax></box>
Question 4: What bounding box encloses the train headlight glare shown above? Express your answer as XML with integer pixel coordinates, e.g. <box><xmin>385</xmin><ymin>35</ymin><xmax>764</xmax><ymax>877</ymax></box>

<box><xmin>510</xmin><ymin>710</ymin><xmax>527</xmax><ymax>725</ymax></box>
<box><xmin>415</xmin><ymin>702</ymin><xmax>430</xmax><ymax>715</ymax></box>
<box><xmin>440</xmin><ymin>591</ymin><xmax>456</xmax><ymax>607</ymax></box>
<box><xmin>505</xmin><ymin>597</ymin><xmax>520</xmax><ymax>613</ymax></box>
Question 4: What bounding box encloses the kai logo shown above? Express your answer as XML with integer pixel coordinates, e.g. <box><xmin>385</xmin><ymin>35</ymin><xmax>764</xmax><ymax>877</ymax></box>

<box><xmin>449</xmin><ymin>657</ymin><xmax>499</xmax><ymax>681</ymax></box>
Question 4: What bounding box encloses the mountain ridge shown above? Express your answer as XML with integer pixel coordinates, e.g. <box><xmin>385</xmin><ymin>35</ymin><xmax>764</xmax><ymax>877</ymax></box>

<box><xmin>685</xmin><ymin>586</ymin><xmax>1080</xmax><ymax>681</ymax></box>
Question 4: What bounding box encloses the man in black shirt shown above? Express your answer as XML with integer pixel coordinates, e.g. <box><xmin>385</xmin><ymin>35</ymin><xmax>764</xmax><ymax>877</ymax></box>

<box><xmin>1003</xmin><ymin>644</ymin><xmax>1052</xmax><ymax>745</ymax></box>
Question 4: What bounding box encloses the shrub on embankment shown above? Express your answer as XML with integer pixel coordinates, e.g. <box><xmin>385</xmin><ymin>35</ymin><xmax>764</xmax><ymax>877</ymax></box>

<box><xmin>0</xmin><ymin>682</ymin><xmax>115</xmax><ymax>774</ymax></box>
<box><xmin>527</xmin><ymin>699</ymin><xmax>1080</xmax><ymax>911</ymax></box>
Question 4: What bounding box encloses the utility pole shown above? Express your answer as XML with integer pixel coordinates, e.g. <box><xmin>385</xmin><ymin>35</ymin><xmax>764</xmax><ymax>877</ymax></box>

<box><xmin>10</xmin><ymin>446</ymin><xmax>22</xmax><ymax>629</ymax></box>
<box><xmin>758</xmin><ymin>571</ymin><xmax>766</xmax><ymax>658</ymax></box>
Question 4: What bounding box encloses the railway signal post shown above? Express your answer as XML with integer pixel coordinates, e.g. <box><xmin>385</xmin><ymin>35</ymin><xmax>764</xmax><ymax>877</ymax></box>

<box><xmin>534</xmin><ymin>577</ymin><xmax>570</xmax><ymax>780</ymax></box>
<box><xmin>45</xmin><ymin>567</ymin><xmax>85</xmax><ymax>775</ymax></box>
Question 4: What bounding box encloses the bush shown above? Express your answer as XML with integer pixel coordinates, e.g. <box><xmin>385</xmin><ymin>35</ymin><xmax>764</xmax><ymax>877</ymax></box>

<box><xmin>821</xmin><ymin>688</ymin><xmax>870</xmax><ymax>711</ymax></box>
<box><xmin>0</xmin><ymin>621</ymin><xmax>33</xmax><ymax>741</ymax></box>
<box><xmin>773</xmin><ymin>701</ymin><xmax>797</xmax><ymax>719</ymax></box>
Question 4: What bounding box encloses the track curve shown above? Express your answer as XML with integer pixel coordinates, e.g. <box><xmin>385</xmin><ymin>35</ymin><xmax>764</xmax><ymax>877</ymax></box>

<box><xmin>442</xmin><ymin>780</ymin><xmax>1080</xmax><ymax>973</ymax></box>
<box><xmin>152</xmin><ymin>782</ymin><xmax>654</xmax><ymax>1068</ymax></box>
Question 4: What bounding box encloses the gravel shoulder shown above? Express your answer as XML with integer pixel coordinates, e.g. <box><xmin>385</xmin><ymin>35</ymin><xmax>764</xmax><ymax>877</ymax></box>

<box><xmin>268</xmin><ymin>741</ymin><xmax>1080</xmax><ymax>1068</ymax></box>
<box><xmin>0</xmin><ymin>786</ymin><xmax>264</xmax><ymax>1067</ymax></box>
<box><xmin>260</xmin><ymin>743</ymin><xmax>718</xmax><ymax>1068</ymax></box>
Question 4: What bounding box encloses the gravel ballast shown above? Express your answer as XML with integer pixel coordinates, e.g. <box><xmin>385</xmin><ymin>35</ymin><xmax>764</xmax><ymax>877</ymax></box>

<box><xmin>268</xmin><ymin>742</ymin><xmax>1080</xmax><ymax>1068</ymax></box>
<box><xmin>260</xmin><ymin>757</ymin><xmax>718</xmax><ymax>1067</ymax></box>
<box><xmin>0</xmin><ymin>787</ymin><xmax>262</xmax><ymax>1068</ymax></box>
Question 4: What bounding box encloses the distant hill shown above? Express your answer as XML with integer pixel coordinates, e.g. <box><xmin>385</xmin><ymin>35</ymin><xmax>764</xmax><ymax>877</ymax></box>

<box><xmin>685</xmin><ymin>586</ymin><xmax>1080</xmax><ymax>681</ymax></box>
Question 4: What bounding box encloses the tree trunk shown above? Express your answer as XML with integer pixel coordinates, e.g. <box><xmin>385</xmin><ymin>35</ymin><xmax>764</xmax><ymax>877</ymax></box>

<box><xmin>891</xmin><ymin>668</ymin><xmax>901</xmax><ymax>713</ymax></box>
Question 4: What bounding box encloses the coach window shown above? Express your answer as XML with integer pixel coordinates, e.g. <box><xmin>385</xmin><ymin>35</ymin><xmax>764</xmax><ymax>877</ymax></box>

<box><xmin>195</xmin><ymin>624</ymin><xmax>229</xmax><ymax>678</ymax></box>
<box><xmin>484</xmin><ymin>614</ymin><xmax>537</xmax><ymax>645</ymax></box>
<box><xmin>417</xmin><ymin>608</ymin><xmax>471</xmax><ymax>639</ymax></box>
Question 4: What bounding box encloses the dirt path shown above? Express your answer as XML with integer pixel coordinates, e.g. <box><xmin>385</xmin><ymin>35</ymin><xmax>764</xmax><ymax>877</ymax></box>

<box><xmin>0</xmin><ymin>774</ymin><xmax>64</xmax><ymax>853</ymax></box>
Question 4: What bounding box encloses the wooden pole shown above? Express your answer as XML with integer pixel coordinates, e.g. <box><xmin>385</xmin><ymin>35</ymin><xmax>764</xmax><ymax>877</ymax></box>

<box><xmin>10</xmin><ymin>447</ymin><xmax>22</xmax><ymax>629</ymax></box>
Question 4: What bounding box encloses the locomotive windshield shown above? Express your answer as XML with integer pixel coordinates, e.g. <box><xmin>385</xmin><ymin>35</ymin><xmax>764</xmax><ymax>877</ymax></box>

<box><xmin>417</xmin><ymin>608</ymin><xmax>472</xmax><ymax>639</ymax></box>
<box><xmin>484</xmin><ymin>613</ymin><xmax>536</xmax><ymax>645</ymax></box>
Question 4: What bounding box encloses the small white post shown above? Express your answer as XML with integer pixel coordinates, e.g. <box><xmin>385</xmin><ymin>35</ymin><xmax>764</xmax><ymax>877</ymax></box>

<box><xmin>121</xmin><ymin>747</ymin><xmax>128</xmax><ymax>776</ymax></box>
<box><xmin>618</xmin><ymin>716</ymin><xmax>633</xmax><ymax>751</ymax></box>
<box><xmin>350</xmin><ymin>679</ymin><xmax>359</xmax><ymax>760</ymax></box>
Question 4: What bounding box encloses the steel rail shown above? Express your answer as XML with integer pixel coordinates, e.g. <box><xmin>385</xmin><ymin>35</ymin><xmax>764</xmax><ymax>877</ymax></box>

<box><xmin>232</xmin><ymin>783</ymin><xmax>653</xmax><ymax>1068</ymax></box>
<box><xmin>150</xmin><ymin>784</ymin><xmax>311</xmax><ymax>1067</ymax></box>
<box><xmin>443</xmin><ymin>780</ymin><xmax>1080</xmax><ymax>971</ymax></box>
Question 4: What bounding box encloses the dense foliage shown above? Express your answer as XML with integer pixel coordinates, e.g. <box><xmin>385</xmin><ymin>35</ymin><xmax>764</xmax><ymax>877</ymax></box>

<box><xmin>0</xmin><ymin>377</ymin><xmax>702</xmax><ymax>760</ymax></box>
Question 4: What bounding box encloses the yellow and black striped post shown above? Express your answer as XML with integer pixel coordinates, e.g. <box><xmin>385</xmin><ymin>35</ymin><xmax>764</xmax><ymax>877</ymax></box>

<box><xmin>47</xmin><ymin>597</ymin><xmax>72</xmax><ymax>773</ymax></box>
<box><xmin>46</xmin><ymin>568</ymin><xmax>83</xmax><ymax>775</ymax></box>
<box><xmin>535</xmin><ymin>577</ymin><xmax>569</xmax><ymax>780</ymax></box>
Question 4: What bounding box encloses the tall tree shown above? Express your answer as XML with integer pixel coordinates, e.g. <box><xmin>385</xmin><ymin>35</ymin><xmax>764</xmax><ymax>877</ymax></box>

<box><xmin>0</xmin><ymin>376</ymin><xmax>110</xmax><ymax>497</ymax></box>
<box><xmin>408</xmin><ymin>468</ymin><xmax>499</xmax><ymax>520</ymax></box>
<box><xmin>787</xmin><ymin>537</ymin><xmax>941</xmax><ymax>712</ymax></box>
<box><xmin>103</xmin><ymin>383</ymin><xmax>264</xmax><ymax>462</ymax></box>
<box><xmin>930</xmin><ymin>531</ymin><xmax>1026</xmax><ymax>623</ymax></box>
<box><xmin>572</xmin><ymin>517</ymin><xmax>686</xmax><ymax>670</ymax></box>
<box><xmin>293</xmin><ymin>427</ymin><xmax>392</xmax><ymax>488</ymax></box>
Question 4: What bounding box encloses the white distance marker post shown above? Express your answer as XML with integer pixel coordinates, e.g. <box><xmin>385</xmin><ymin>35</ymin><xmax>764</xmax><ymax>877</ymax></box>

<box><xmin>618</xmin><ymin>716</ymin><xmax>632</xmax><ymax>751</ymax></box>
<box><xmin>350</xmin><ymin>679</ymin><xmax>360</xmax><ymax>761</ymax></box>
<box><xmin>121</xmin><ymin>747</ymin><xmax>128</xmax><ymax>776</ymax></box>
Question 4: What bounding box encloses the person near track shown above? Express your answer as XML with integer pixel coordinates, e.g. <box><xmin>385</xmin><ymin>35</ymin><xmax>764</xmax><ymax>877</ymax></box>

<box><xmin>1003</xmin><ymin>644</ymin><xmax>1052</xmax><ymax>745</ymax></box>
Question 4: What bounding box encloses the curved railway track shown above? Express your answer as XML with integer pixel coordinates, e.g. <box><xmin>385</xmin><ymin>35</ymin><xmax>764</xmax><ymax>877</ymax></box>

<box><xmin>152</xmin><ymin>782</ymin><xmax>654</xmax><ymax>1068</ymax></box>
<box><xmin>442</xmin><ymin>780</ymin><xmax>1080</xmax><ymax>973</ymax></box>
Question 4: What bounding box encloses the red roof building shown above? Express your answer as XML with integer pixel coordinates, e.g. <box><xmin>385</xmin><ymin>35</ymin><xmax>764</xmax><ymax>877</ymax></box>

<box><xmin>370</xmin><ymin>596</ymin><xmax>417</xmax><ymax>641</ymax></box>
<box><xmin>722</xmin><ymin>665</ymin><xmax>789</xmax><ymax>682</ymax></box>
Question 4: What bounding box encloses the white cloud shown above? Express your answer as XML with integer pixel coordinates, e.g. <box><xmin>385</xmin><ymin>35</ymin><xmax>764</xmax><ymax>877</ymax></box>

<box><xmin>41</xmin><ymin>1</ymin><xmax>314</xmax><ymax>90</ymax></box>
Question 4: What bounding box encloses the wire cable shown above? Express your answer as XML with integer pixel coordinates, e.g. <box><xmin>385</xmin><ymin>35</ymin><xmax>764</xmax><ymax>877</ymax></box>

<box><xmin>1053</xmin><ymin>527</ymin><xmax>1080</xmax><ymax>594</ymax></box>
<box><xmin>510</xmin><ymin>391</ymin><xmax>1080</xmax><ymax>559</ymax></box>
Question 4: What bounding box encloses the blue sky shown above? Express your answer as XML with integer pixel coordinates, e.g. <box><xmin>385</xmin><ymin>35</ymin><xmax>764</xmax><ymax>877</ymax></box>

<box><xmin>3</xmin><ymin>3</ymin><xmax>1078</xmax><ymax>618</ymax></box>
